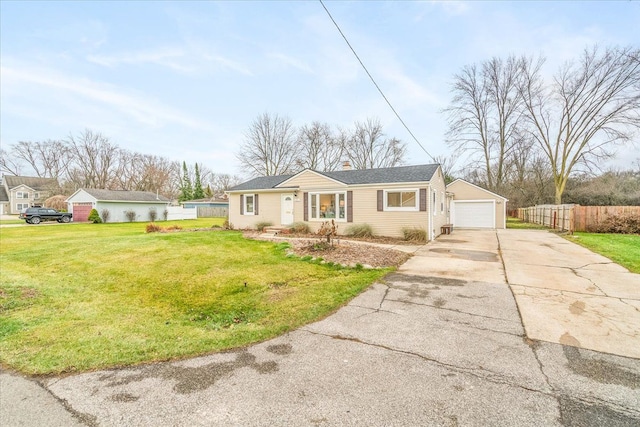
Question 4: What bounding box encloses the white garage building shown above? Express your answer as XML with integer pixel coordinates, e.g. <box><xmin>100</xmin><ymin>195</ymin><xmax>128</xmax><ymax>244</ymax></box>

<box><xmin>446</xmin><ymin>179</ymin><xmax>508</xmax><ymax>229</ymax></box>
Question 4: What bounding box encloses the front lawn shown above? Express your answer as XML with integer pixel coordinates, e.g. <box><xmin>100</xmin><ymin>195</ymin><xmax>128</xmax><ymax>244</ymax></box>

<box><xmin>564</xmin><ymin>232</ymin><xmax>640</xmax><ymax>274</ymax></box>
<box><xmin>0</xmin><ymin>219</ymin><xmax>388</xmax><ymax>375</ymax></box>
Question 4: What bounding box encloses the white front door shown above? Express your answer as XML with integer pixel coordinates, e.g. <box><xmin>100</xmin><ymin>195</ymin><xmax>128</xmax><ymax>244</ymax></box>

<box><xmin>281</xmin><ymin>194</ymin><xmax>294</xmax><ymax>225</ymax></box>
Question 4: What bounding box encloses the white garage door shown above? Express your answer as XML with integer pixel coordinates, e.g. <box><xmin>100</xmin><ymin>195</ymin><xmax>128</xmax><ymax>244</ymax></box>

<box><xmin>453</xmin><ymin>201</ymin><xmax>495</xmax><ymax>228</ymax></box>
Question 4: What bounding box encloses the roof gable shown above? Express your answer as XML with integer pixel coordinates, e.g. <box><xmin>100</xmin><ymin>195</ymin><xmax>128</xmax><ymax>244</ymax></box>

<box><xmin>276</xmin><ymin>169</ymin><xmax>346</xmax><ymax>188</ymax></box>
<box><xmin>446</xmin><ymin>179</ymin><xmax>508</xmax><ymax>201</ymax></box>
<box><xmin>3</xmin><ymin>175</ymin><xmax>58</xmax><ymax>191</ymax></box>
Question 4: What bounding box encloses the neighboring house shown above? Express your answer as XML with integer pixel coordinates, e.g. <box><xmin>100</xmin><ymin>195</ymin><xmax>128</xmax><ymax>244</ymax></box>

<box><xmin>0</xmin><ymin>175</ymin><xmax>59</xmax><ymax>215</ymax></box>
<box><xmin>446</xmin><ymin>179</ymin><xmax>508</xmax><ymax>229</ymax></box>
<box><xmin>66</xmin><ymin>189</ymin><xmax>170</xmax><ymax>222</ymax></box>
<box><xmin>227</xmin><ymin>163</ymin><xmax>449</xmax><ymax>240</ymax></box>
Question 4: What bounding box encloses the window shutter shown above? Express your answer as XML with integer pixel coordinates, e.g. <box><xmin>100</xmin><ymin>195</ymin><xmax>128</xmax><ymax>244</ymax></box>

<box><xmin>255</xmin><ymin>194</ymin><xmax>259</xmax><ymax>215</ymax></box>
<box><xmin>377</xmin><ymin>190</ymin><xmax>383</xmax><ymax>211</ymax></box>
<box><xmin>240</xmin><ymin>195</ymin><xmax>244</xmax><ymax>215</ymax></box>
<box><xmin>303</xmin><ymin>192</ymin><xmax>308</xmax><ymax>221</ymax></box>
<box><xmin>347</xmin><ymin>191</ymin><xmax>353</xmax><ymax>222</ymax></box>
<box><xmin>420</xmin><ymin>188</ymin><xmax>427</xmax><ymax>212</ymax></box>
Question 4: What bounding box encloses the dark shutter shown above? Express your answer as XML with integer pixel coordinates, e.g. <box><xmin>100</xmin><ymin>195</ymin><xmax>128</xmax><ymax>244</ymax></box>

<box><xmin>254</xmin><ymin>194</ymin><xmax>259</xmax><ymax>215</ymax></box>
<box><xmin>303</xmin><ymin>192</ymin><xmax>308</xmax><ymax>221</ymax></box>
<box><xmin>240</xmin><ymin>194</ymin><xmax>244</xmax><ymax>215</ymax></box>
<box><xmin>419</xmin><ymin>188</ymin><xmax>427</xmax><ymax>212</ymax></box>
<box><xmin>347</xmin><ymin>191</ymin><xmax>353</xmax><ymax>222</ymax></box>
<box><xmin>377</xmin><ymin>190</ymin><xmax>383</xmax><ymax>211</ymax></box>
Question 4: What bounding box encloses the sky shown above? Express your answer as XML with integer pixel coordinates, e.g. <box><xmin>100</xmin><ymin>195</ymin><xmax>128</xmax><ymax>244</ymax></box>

<box><xmin>1</xmin><ymin>1</ymin><xmax>639</xmax><ymax>178</ymax></box>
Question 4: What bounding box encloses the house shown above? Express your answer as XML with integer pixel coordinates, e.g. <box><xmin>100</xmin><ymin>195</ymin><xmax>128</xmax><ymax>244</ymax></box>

<box><xmin>0</xmin><ymin>175</ymin><xmax>59</xmax><ymax>215</ymax></box>
<box><xmin>66</xmin><ymin>189</ymin><xmax>170</xmax><ymax>222</ymax></box>
<box><xmin>227</xmin><ymin>163</ymin><xmax>449</xmax><ymax>240</ymax></box>
<box><xmin>446</xmin><ymin>179</ymin><xmax>508</xmax><ymax>229</ymax></box>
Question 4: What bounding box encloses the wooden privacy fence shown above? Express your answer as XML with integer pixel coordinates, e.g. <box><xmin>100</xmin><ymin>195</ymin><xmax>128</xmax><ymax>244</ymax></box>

<box><xmin>197</xmin><ymin>206</ymin><xmax>228</xmax><ymax>218</ymax></box>
<box><xmin>517</xmin><ymin>205</ymin><xmax>640</xmax><ymax>232</ymax></box>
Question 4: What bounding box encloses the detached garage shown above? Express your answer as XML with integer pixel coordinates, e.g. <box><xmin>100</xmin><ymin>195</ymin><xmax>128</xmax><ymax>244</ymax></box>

<box><xmin>66</xmin><ymin>189</ymin><xmax>170</xmax><ymax>223</ymax></box>
<box><xmin>446</xmin><ymin>179</ymin><xmax>508</xmax><ymax>229</ymax></box>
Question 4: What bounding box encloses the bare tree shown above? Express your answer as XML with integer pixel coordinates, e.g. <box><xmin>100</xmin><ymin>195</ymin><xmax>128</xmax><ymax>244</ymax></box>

<box><xmin>520</xmin><ymin>45</ymin><xmax>640</xmax><ymax>204</ymax></box>
<box><xmin>0</xmin><ymin>148</ymin><xmax>22</xmax><ymax>176</ymax></box>
<box><xmin>66</xmin><ymin>129</ymin><xmax>120</xmax><ymax>189</ymax></box>
<box><xmin>4</xmin><ymin>140</ymin><xmax>70</xmax><ymax>178</ymax></box>
<box><xmin>236</xmin><ymin>113</ymin><xmax>300</xmax><ymax>176</ymax></box>
<box><xmin>444</xmin><ymin>55</ymin><xmax>525</xmax><ymax>193</ymax></box>
<box><xmin>343</xmin><ymin>118</ymin><xmax>406</xmax><ymax>169</ymax></box>
<box><xmin>296</xmin><ymin>122</ymin><xmax>343</xmax><ymax>171</ymax></box>
<box><xmin>212</xmin><ymin>173</ymin><xmax>243</xmax><ymax>194</ymax></box>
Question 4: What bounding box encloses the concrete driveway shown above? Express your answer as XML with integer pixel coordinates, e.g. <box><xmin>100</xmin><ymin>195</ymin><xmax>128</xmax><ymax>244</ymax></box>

<box><xmin>2</xmin><ymin>229</ymin><xmax>639</xmax><ymax>426</ymax></box>
<box><xmin>498</xmin><ymin>230</ymin><xmax>640</xmax><ymax>359</ymax></box>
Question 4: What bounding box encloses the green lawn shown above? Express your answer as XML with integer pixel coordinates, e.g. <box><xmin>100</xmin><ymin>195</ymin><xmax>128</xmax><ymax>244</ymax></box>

<box><xmin>0</xmin><ymin>219</ymin><xmax>388</xmax><ymax>375</ymax></box>
<box><xmin>506</xmin><ymin>217</ymin><xmax>548</xmax><ymax>230</ymax></box>
<box><xmin>565</xmin><ymin>232</ymin><xmax>640</xmax><ymax>274</ymax></box>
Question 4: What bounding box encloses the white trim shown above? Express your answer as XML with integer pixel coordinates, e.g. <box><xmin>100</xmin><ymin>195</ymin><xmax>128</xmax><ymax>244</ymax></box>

<box><xmin>226</xmin><ymin>187</ymin><xmax>298</xmax><ymax>194</ymax></box>
<box><xmin>447</xmin><ymin>179</ymin><xmax>508</xmax><ymax>201</ymax></box>
<box><xmin>383</xmin><ymin>188</ymin><xmax>419</xmax><ymax>212</ymax></box>
<box><xmin>243</xmin><ymin>194</ymin><xmax>256</xmax><ymax>216</ymax></box>
<box><xmin>307</xmin><ymin>191</ymin><xmax>347</xmax><ymax>222</ymax></box>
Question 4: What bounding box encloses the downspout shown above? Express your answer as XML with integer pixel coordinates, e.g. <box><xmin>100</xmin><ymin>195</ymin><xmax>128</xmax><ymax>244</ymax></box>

<box><xmin>428</xmin><ymin>183</ymin><xmax>432</xmax><ymax>242</ymax></box>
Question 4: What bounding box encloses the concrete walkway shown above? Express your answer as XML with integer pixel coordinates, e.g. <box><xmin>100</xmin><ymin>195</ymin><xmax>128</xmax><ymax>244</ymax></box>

<box><xmin>498</xmin><ymin>229</ymin><xmax>640</xmax><ymax>359</ymax></box>
<box><xmin>2</xmin><ymin>229</ymin><xmax>639</xmax><ymax>426</ymax></box>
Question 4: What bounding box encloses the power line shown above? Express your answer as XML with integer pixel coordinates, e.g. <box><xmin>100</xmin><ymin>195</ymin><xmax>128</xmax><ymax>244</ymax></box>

<box><xmin>318</xmin><ymin>0</ymin><xmax>436</xmax><ymax>162</ymax></box>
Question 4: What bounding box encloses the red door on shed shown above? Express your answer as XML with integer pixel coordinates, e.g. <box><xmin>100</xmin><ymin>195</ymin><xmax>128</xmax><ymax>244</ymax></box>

<box><xmin>72</xmin><ymin>203</ymin><xmax>93</xmax><ymax>222</ymax></box>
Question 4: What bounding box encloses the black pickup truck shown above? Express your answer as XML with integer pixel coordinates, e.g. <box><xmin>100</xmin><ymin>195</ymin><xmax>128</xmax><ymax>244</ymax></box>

<box><xmin>19</xmin><ymin>208</ymin><xmax>73</xmax><ymax>224</ymax></box>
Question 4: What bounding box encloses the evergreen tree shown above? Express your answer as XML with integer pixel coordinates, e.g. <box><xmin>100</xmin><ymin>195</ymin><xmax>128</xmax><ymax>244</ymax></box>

<box><xmin>204</xmin><ymin>184</ymin><xmax>213</xmax><ymax>198</ymax></box>
<box><xmin>179</xmin><ymin>161</ymin><xmax>193</xmax><ymax>202</ymax></box>
<box><xmin>193</xmin><ymin>163</ymin><xmax>205</xmax><ymax>199</ymax></box>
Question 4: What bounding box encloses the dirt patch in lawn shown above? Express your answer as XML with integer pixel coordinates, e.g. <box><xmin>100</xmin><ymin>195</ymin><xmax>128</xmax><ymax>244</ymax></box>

<box><xmin>244</xmin><ymin>232</ymin><xmax>413</xmax><ymax>268</ymax></box>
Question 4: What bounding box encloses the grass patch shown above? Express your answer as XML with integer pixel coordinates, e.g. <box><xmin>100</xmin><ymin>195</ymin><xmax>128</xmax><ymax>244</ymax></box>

<box><xmin>506</xmin><ymin>217</ymin><xmax>548</xmax><ymax>230</ymax></box>
<box><xmin>564</xmin><ymin>232</ymin><xmax>640</xmax><ymax>274</ymax></box>
<box><xmin>0</xmin><ymin>218</ymin><xmax>387</xmax><ymax>375</ymax></box>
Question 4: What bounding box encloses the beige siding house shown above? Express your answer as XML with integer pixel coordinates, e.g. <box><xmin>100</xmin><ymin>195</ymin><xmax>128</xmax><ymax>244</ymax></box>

<box><xmin>446</xmin><ymin>179</ymin><xmax>508</xmax><ymax>229</ymax></box>
<box><xmin>0</xmin><ymin>175</ymin><xmax>59</xmax><ymax>215</ymax></box>
<box><xmin>227</xmin><ymin>164</ymin><xmax>449</xmax><ymax>240</ymax></box>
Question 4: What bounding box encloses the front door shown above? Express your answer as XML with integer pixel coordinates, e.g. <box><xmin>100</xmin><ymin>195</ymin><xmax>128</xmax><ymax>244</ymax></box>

<box><xmin>281</xmin><ymin>194</ymin><xmax>294</xmax><ymax>225</ymax></box>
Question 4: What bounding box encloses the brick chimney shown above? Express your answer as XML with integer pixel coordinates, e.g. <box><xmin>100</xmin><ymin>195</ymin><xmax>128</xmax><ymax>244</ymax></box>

<box><xmin>342</xmin><ymin>161</ymin><xmax>351</xmax><ymax>171</ymax></box>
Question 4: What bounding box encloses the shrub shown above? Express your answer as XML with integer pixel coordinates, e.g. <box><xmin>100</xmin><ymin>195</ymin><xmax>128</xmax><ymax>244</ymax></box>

<box><xmin>148</xmin><ymin>207</ymin><xmax>158</xmax><ymax>222</ymax></box>
<box><xmin>88</xmin><ymin>208</ymin><xmax>102</xmax><ymax>224</ymax></box>
<box><xmin>402</xmin><ymin>227</ymin><xmax>427</xmax><ymax>242</ymax></box>
<box><xmin>43</xmin><ymin>195</ymin><xmax>67</xmax><ymax>211</ymax></box>
<box><xmin>124</xmin><ymin>210</ymin><xmax>137</xmax><ymax>222</ymax></box>
<box><xmin>101</xmin><ymin>209</ymin><xmax>110</xmax><ymax>223</ymax></box>
<box><xmin>146</xmin><ymin>223</ymin><xmax>162</xmax><ymax>233</ymax></box>
<box><xmin>289</xmin><ymin>222</ymin><xmax>310</xmax><ymax>234</ymax></box>
<box><xmin>223</xmin><ymin>219</ymin><xmax>234</xmax><ymax>230</ymax></box>
<box><xmin>317</xmin><ymin>219</ymin><xmax>338</xmax><ymax>244</ymax></box>
<box><xmin>345</xmin><ymin>223</ymin><xmax>374</xmax><ymax>238</ymax></box>
<box><xmin>163</xmin><ymin>209</ymin><xmax>169</xmax><ymax>221</ymax></box>
<box><xmin>589</xmin><ymin>213</ymin><xmax>640</xmax><ymax>234</ymax></box>
<box><xmin>255</xmin><ymin>221</ymin><xmax>273</xmax><ymax>232</ymax></box>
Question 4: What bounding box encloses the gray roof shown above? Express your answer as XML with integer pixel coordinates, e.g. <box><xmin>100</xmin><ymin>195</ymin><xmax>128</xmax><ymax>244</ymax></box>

<box><xmin>81</xmin><ymin>188</ymin><xmax>170</xmax><ymax>202</ymax></box>
<box><xmin>0</xmin><ymin>186</ymin><xmax>8</xmax><ymax>202</ymax></box>
<box><xmin>228</xmin><ymin>164</ymin><xmax>440</xmax><ymax>191</ymax></box>
<box><xmin>229</xmin><ymin>174</ymin><xmax>295</xmax><ymax>191</ymax></box>
<box><xmin>3</xmin><ymin>175</ymin><xmax>58</xmax><ymax>191</ymax></box>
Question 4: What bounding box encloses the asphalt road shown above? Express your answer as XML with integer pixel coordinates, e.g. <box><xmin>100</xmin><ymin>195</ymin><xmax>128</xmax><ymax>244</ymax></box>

<box><xmin>1</xmin><ymin>229</ymin><xmax>639</xmax><ymax>426</ymax></box>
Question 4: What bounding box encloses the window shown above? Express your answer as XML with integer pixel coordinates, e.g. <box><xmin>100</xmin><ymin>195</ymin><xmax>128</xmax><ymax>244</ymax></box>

<box><xmin>308</xmin><ymin>192</ymin><xmax>346</xmax><ymax>220</ymax></box>
<box><xmin>16</xmin><ymin>203</ymin><xmax>29</xmax><ymax>211</ymax></box>
<box><xmin>384</xmin><ymin>190</ymin><xmax>418</xmax><ymax>211</ymax></box>
<box><xmin>432</xmin><ymin>191</ymin><xmax>436</xmax><ymax>216</ymax></box>
<box><xmin>441</xmin><ymin>192</ymin><xmax>444</xmax><ymax>213</ymax></box>
<box><xmin>243</xmin><ymin>194</ymin><xmax>255</xmax><ymax>215</ymax></box>
<box><xmin>34</xmin><ymin>192</ymin><xmax>40</xmax><ymax>199</ymax></box>
<box><xmin>16</xmin><ymin>191</ymin><xmax>28</xmax><ymax>199</ymax></box>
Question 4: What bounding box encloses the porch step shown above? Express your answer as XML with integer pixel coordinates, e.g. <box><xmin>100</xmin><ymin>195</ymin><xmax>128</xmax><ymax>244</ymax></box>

<box><xmin>263</xmin><ymin>226</ymin><xmax>288</xmax><ymax>236</ymax></box>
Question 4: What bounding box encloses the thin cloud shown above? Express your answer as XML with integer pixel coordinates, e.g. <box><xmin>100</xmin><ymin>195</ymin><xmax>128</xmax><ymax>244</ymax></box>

<box><xmin>1</xmin><ymin>63</ymin><xmax>213</xmax><ymax>131</ymax></box>
<box><xmin>267</xmin><ymin>52</ymin><xmax>314</xmax><ymax>74</ymax></box>
<box><xmin>87</xmin><ymin>48</ymin><xmax>193</xmax><ymax>72</ymax></box>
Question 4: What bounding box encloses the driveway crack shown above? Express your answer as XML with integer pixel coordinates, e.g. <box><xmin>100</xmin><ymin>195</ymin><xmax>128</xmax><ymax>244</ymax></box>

<box><xmin>301</xmin><ymin>329</ymin><xmax>552</xmax><ymax>397</ymax></box>
<box><xmin>386</xmin><ymin>297</ymin><xmax>515</xmax><ymax>324</ymax></box>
